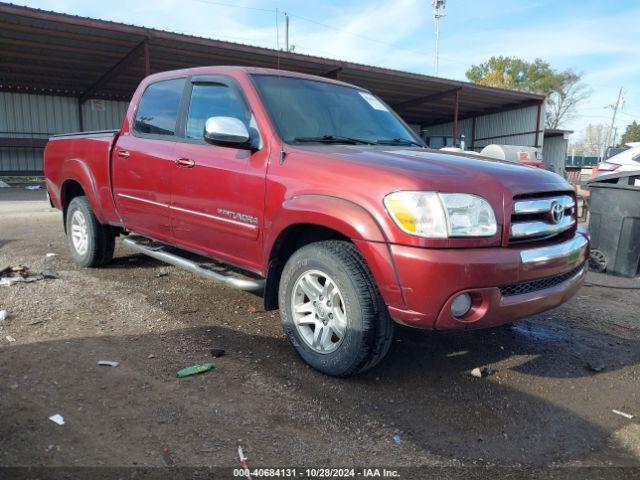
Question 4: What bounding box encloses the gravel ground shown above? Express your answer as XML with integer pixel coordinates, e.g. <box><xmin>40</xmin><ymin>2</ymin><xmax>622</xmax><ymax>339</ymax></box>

<box><xmin>1</xmin><ymin>189</ymin><xmax>640</xmax><ymax>470</ymax></box>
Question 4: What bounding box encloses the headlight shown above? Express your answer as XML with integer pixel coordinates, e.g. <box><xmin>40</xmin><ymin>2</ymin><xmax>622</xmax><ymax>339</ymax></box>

<box><xmin>384</xmin><ymin>191</ymin><xmax>497</xmax><ymax>238</ymax></box>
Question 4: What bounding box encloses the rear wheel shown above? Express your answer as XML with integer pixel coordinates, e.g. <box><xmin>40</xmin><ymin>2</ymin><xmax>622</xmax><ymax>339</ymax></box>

<box><xmin>279</xmin><ymin>240</ymin><xmax>393</xmax><ymax>377</ymax></box>
<box><xmin>66</xmin><ymin>196</ymin><xmax>115</xmax><ymax>268</ymax></box>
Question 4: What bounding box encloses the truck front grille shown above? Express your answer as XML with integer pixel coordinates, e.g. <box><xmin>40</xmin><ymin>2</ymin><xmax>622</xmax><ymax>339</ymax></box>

<box><xmin>510</xmin><ymin>193</ymin><xmax>576</xmax><ymax>243</ymax></box>
<box><xmin>499</xmin><ymin>263</ymin><xmax>585</xmax><ymax>297</ymax></box>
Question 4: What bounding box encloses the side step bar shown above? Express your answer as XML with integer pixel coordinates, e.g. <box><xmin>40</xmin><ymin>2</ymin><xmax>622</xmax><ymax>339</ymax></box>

<box><xmin>122</xmin><ymin>237</ymin><xmax>265</xmax><ymax>293</ymax></box>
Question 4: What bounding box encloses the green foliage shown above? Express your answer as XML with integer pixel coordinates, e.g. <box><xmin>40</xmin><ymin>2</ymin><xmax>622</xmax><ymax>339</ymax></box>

<box><xmin>465</xmin><ymin>56</ymin><xmax>560</xmax><ymax>94</ymax></box>
<box><xmin>466</xmin><ymin>56</ymin><xmax>590</xmax><ymax>129</ymax></box>
<box><xmin>620</xmin><ymin>121</ymin><xmax>640</xmax><ymax>144</ymax></box>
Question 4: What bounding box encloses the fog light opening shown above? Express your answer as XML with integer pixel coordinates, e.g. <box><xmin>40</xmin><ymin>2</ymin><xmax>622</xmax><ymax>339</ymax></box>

<box><xmin>451</xmin><ymin>293</ymin><xmax>472</xmax><ymax>318</ymax></box>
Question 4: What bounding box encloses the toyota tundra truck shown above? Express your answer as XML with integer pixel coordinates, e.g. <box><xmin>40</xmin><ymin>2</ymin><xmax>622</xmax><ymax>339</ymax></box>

<box><xmin>44</xmin><ymin>66</ymin><xmax>589</xmax><ymax>376</ymax></box>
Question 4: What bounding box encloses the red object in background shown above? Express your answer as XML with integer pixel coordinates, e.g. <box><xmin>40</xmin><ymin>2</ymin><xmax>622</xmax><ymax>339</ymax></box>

<box><xmin>591</xmin><ymin>161</ymin><xmax>621</xmax><ymax>178</ymax></box>
<box><xmin>516</xmin><ymin>150</ymin><xmax>544</xmax><ymax>168</ymax></box>
<box><xmin>521</xmin><ymin>160</ymin><xmax>545</xmax><ymax>168</ymax></box>
<box><xmin>44</xmin><ymin>66</ymin><xmax>588</xmax><ymax>331</ymax></box>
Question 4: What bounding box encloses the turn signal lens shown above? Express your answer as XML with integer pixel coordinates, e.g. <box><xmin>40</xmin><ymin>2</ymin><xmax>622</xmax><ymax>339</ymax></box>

<box><xmin>384</xmin><ymin>191</ymin><xmax>447</xmax><ymax>238</ymax></box>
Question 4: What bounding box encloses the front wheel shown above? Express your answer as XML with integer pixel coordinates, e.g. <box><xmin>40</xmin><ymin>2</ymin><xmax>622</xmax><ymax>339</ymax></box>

<box><xmin>66</xmin><ymin>196</ymin><xmax>115</xmax><ymax>268</ymax></box>
<box><xmin>279</xmin><ymin>240</ymin><xmax>394</xmax><ymax>377</ymax></box>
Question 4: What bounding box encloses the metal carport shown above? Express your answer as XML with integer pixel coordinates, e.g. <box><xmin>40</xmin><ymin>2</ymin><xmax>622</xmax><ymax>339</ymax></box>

<box><xmin>0</xmin><ymin>2</ymin><xmax>545</xmax><ymax>175</ymax></box>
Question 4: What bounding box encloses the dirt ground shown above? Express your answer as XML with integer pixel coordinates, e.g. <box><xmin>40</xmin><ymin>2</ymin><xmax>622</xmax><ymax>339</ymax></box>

<box><xmin>1</xmin><ymin>189</ymin><xmax>640</xmax><ymax>470</ymax></box>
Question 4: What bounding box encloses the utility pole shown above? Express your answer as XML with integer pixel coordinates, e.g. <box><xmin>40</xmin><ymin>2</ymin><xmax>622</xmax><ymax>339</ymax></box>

<box><xmin>432</xmin><ymin>0</ymin><xmax>446</xmax><ymax>75</ymax></box>
<box><xmin>604</xmin><ymin>87</ymin><xmax>624</xmax><ymax>158</ymax></box>
<box><xmin>285</xmin><ymin>13</ymin><xmax>289</xmax><ymax>52</ymax></box>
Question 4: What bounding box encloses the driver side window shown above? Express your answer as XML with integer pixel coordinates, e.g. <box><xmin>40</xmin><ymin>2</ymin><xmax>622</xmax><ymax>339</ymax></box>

<box><xmin>186</xmin><ymin>83</ymin><xmax>250</xmax><ymax>139</ymax></box>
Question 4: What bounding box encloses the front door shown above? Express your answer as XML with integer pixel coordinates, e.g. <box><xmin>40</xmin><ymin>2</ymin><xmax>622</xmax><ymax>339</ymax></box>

<box><xmin>112</xmin><ymin>77</ymin><xmax>186</xmax><ymax>242</ymax></box>
<box><xmin>170</xmin><ymin>77</ymin><xmax>268</xmax><ymax>272</ymax></box>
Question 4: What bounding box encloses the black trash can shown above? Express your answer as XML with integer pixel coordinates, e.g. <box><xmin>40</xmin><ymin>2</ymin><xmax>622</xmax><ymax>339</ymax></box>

<box><xmin>587</xmin><ymin>170</ymin><xmax>640</xmax><ymax>277</ymax></box>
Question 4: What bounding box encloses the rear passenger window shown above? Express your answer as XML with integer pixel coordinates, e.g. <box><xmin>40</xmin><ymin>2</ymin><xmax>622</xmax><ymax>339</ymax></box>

<box><xmin>186</xmin><ymin>83</ymin><xmax>250</xmax><ymax>139</ymax></box>
<box><xmin>134</xmin><ymin>78</ymin><xmax>185</xmax><ymax>136</ymax></box>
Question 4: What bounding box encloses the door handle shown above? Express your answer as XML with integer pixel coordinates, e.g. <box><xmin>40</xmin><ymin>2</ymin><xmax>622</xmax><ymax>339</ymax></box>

<box><xmin>175</xmin><ymin>158</ymin><xmax>196</xmax><ymax>168</ymax></box>
<box><xmin>117</xmin><ymin>150</ymin><xmax>130</xmax><ymax>158</ymax></box>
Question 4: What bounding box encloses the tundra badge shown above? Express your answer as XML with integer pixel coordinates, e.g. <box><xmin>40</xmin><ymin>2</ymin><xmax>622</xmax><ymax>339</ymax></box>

<box><xmin>216</xmin><ymin>208</ymin><xmax>258</xmax><ymax>225</ymax></box>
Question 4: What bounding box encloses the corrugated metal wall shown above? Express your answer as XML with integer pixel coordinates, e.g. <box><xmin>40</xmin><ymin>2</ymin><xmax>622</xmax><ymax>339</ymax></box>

<box><xmin>421</xmin><ymin>104</ymin><xmax>545</xmax><ymax>153</ymax></box>
<box><xmin>542</xmin><ymin>135</ymin><xmax>569</xmax><ymax>175</ymax></box>
<box><xmin>421</xmin><ymin>118</ymin><xmax>473</xmax><ymax>146</ymax></box>
<box><xmin>0</xmin><ymin>92</ymin><xmax>128</xmax><ymax>174</ymax></box>
<box><xmin>81</xmin><ymin>99</ymin><xmax>129</xmax><ymax>131</ymax></box>
<box><xmin>475</xmin><ymin>105</ymin><xmax>543</xmax><ymax>150</ymax></box>
<box><xmin>0</xmin><ymin>92</ymin><xmax>79</xmax><ymax>173</ymax></box>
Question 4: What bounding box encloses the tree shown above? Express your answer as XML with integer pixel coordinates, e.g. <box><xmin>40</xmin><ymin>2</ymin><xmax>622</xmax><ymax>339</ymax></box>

<box><xmin>571</xmin><ymin>123</ymin><xmax>610</xmax><ymax>156</ymax></box>
<box><xmin>465</xmin><ymin>56</ymin><xmax>558</xmax><ymax>94</ymax></box>
<box><xmin>620</xmin><ymin>121</ymin><xmax>640</xmax><ymax>144</ymax></box>
<box><xmin>465</xmin><ymin>56</ymin><xmax>590</xmax><ymax>129</ymax></box>
<box><xmin>545</xmin><ymin>70</ymin><xmax>591</xmax><ymax>129</ymax></box>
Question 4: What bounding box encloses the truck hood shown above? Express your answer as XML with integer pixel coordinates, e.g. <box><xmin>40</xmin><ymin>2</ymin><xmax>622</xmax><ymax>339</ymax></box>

<box><xmin>293</xmin><ymin>145</ymin><xmax>570</xmax><ymax>196</ymax></box>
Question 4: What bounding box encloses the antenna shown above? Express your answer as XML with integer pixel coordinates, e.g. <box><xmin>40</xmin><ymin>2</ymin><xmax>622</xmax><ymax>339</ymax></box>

<box><xmin>432</xmin><ymin>0</ymin><xmax>446</xmax><ymax>75</ymax></box>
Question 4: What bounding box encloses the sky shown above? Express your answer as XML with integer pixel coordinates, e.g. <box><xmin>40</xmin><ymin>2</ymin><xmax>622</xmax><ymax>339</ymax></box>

<box><xmin>14</xmin><ymin>0</ymin><xmax>640</xmax><ymax>143</ymax></box>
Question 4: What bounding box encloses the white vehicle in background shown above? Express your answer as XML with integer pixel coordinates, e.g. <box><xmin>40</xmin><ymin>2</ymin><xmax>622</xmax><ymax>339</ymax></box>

<box><xmin>594</xmin><ymin>143</ymin><xmax>640</xmax><ymax>178</ymax></box>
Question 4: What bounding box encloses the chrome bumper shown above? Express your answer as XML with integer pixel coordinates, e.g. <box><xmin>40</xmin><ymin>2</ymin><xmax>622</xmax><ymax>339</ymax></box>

<box><xmin>520</xmin><ymin>234</ymin><xmax>589</xmax><ymax>268</ymax></box>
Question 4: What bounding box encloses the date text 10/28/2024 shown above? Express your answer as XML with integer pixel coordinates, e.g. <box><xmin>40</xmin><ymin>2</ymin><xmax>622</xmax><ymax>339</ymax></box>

<box><xmin>233</xmin><ymin>468</ymin><xmax>401</xmax><ymax>478</ymax></box>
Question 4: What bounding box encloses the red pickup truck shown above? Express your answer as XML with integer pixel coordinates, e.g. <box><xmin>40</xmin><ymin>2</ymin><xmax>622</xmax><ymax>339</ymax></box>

<box><xmin>44</xmin><ymin>66</ymin><xmax>589</xmax><ymax>376</ymax></box>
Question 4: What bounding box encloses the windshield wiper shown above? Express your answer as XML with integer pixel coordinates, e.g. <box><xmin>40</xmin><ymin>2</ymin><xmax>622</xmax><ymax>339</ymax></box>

<box><xmin>375</xmin><ymin>138</ymin><xmax>423</xmax><ymax>147</ymax></box>
<box><xmin>292</xmin><ymin>135</ymin><xmax>373</xmax><ymax>145</ymax></box>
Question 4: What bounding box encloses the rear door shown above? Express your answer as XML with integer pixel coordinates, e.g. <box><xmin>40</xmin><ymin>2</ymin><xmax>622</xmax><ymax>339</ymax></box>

<box><xmin>112</xmin><ymin>78</ymin><xmax>186</xmax><ymax>242</ymax></box>
<box><xmin>170</xmin><ymin>75</ymin><xmax>268</xmax><ymax>272</ymax></box>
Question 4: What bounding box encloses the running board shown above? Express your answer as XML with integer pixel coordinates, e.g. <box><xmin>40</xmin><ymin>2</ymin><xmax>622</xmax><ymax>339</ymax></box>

<box><xmin>122</xmin><ymin>237</ymin><xmax>265</xmax><ymax>293</ymax></box>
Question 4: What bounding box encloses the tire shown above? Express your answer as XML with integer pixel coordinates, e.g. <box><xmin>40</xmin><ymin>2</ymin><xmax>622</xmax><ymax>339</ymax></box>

<box><xmin>66</xmin><ymin>196</ymin><xmax>115</xmax><ymax>268</ymax></box>
<box><xmin>279</xmin><ymin>240</ymin><xmax>394</xmax><ymax>377</ymax></box>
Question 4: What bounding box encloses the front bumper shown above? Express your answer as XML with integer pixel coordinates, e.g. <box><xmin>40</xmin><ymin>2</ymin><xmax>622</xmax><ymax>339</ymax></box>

<box><xmin>387</xmin><ymin>232</ymin><xmax>589</xmax><ymax>330</ymax></box>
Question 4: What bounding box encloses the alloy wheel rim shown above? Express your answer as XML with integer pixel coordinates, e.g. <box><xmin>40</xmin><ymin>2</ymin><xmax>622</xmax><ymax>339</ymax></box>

<box><xmin>70</xmin><ymin>210</ymin><xmax>89</xmax><ymax>256</ymax></box>
<box><xmin>291</xmin><ymin>269</ymin><xmax>347</xmax><ymax>354</ymax></box>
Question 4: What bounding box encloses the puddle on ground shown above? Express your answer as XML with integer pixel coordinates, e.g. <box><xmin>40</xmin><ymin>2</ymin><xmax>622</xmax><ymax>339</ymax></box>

<box><xmin>511</xmin><ymin>321</ymin><xmax>573</xmax><ymax>344</ymax></box>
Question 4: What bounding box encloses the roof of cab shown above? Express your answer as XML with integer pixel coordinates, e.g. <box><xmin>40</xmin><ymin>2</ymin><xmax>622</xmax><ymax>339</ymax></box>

<box><xmin>144</xmin><ymin>65</ymin><xmax>359</xmax><ymax>89</ymax></box>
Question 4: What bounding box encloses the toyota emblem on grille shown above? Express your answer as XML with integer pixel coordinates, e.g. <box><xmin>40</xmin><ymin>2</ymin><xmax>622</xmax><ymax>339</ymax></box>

<box><xmin>550</xmin><ymin>201</ymin><xmax>564</xmax><ymax>224</ymax></box>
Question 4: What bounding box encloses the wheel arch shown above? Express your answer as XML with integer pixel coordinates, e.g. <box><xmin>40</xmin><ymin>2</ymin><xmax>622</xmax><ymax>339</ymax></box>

<box><xmin>264</xmin><ymin>223</ymin><xmax>350</xmax><ymax>310</ymax></box>
<box><xmin>59</xmin><ymin>158</ymin><xmax>105</xmax><ymax>226</ymax></box>
<box><xmin>60</xmin><ymin>179</ymin><xmax>87</xmax><ymax>232</ymax></box>
<box><xmin>263</xmin><ymin>195</ymin><xmax>403</xmax><ymax>311</ymax></box>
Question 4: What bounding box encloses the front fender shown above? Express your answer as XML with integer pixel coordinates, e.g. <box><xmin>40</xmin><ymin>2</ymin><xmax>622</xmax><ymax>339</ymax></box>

<box><xmin>265</xmin><ymin>195</ymin><xmax>405</xmax><ymax>309</ymax></box>
<box><xmin>270</xmin><ymin>194</ymin><xmax>388</xmax><ymax>244</ymax></box>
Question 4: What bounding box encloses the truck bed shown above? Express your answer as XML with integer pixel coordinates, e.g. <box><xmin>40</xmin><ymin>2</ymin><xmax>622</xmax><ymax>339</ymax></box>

<box><xmin>44</xmin><ymin>129</ymin><xmax>120</xmax><ymax>224</ymax></box>
<box><xmin>50</xmin><ymin>129</ymin><xmax>119</xmax><ymax>139</ymax></box>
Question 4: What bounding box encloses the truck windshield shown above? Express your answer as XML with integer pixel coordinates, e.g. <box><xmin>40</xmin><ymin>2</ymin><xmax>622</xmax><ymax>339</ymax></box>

<box><xmin>251</xmin><ymin>75</ymin><xmax>423</xmax><ymax>146</ymax></box>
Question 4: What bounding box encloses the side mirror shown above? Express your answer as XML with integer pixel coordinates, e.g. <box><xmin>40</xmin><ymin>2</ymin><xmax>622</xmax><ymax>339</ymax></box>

<box><xmin>203</xmin><ymin>116</ymin><xmax>251</xmax><ymax>148</ymax></box>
